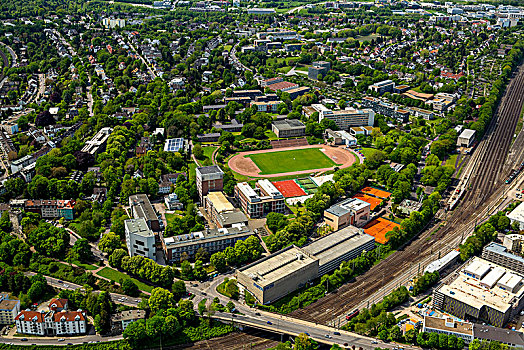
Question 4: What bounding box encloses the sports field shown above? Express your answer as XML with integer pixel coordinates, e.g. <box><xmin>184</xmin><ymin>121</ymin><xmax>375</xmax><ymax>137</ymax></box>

<box><xmin>246</xmin><ymin>148</ymin><xmax>338</xmax><ymax>175</ymax></box>
<box><xmin>363</xmin><ymin>218</ymin><xmax>400</xmax><ymax>244</ymax></box>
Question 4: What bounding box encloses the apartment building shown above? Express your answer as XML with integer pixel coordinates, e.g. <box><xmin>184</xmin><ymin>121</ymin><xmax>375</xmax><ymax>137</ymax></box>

<box><xmin>368</xmin><ymin>80</ymin><xmax>395</xmax><ymax>95</ymax></box>
<box><xmin>250</xmin><ymin>100</ymin><xmax>282</xmax><ymax>113</ymax></box>
<box><xmin>0</xmin><ymin>293</ymin><xmax>20</xmax><ymax>325</ymax></box>
<box><xmin>234</xmin><ymin>180</ymin><xmax>285</xmax><ymax>218</ymax></box>
<box><xmin>22</xmin><ymin>199</ymin><xmax>75</xmax><ymax>220</ymax></box>
<box><xmin>81</xmin><ymin>127</ymin><xmax>113</xmax><ymax>156</ymax></box>
<box><xmin>319</xmin><ymin>108</ymin><xmax>375</xmax><ymax>130</ymax></box>
<box><xmin>361</xmin><ymin>96</ymin><xmax>410</xmax><ymax>122</ymax></box>
<box><xmin>125</xmin><ymin>218</ymin><xmax>157</xmax><ymax>261</ymax></box>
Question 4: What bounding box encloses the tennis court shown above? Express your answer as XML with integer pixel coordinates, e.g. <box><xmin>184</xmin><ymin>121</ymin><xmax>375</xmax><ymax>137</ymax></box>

<box><xmin>272</xmin><ymin>180</ymin><xmax>307</xmax><ymax>198</ymax></box>
<box><xmin>353</xmin><ymin>193</ymin><xmax>383</xmax><ymax>211</ymax></box>
<box><xmin>361</xmin><ymin>186</ymin><xmax>392</xmax><ymax>199</ymax></box>
<box><xmin>296</xmin><ymin>177</ymin><xmax>318</xmax><ymax>195</ymax></box>
<box><xmin>363</xmin><ymin>217</ymin><xmax>400</xmax><ymax>244</ymax></box>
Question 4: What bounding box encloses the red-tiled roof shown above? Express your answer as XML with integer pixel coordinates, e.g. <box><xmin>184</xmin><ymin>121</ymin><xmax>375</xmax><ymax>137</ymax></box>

<box><xmin>15</xmin><ymin>311</ymin><xmax>45</xmax><ymax>323</ymax></box>
<box><xmin>53</xmin><ymin>311</ymin><xmax>85</xmax><ymax>322</ymax></box>
<box><xmin>49</xmin><ymin>298</ymin><xmax>68</xmax><ymax>310</ymax></box>
<box><xmin>267</xmin><ymin>81</ymin><xmax>298</xmax><ymax>92</ymax></box>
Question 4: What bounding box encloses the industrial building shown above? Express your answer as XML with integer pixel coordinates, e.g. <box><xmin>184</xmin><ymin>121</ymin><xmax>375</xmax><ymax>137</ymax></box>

<box><xmin>129</xmin><ymin>194</ymin><xmax>160</xmax><ymax>231</ymax></box>
<box><xmin>507</xmin><ymin>203</ymin><xmax>524</xmax><ymax>230</ymax></box>
<box><xmin>196</xmin><ymin>165</ymin><xmax>224</xmax><ymax>202</ymax></box>
<box><xmin>457</xmin><ymin>129</ymin><xmax>476</xmax><ymax>147</ymax></box>
<box><xmin>302</xmin><ymin>225</ymin><xmax>375</xmax><ymax>276</ymax></box>
<box><xmin>204</xmin><ymin>191</ymin><xmax>248</xmax><ymax>228</ymax></box>
<box><xmin>81</xmin><ymin>127</ymin><xmax>112</xmax><ymax>156</ymax></box>
<box><xmin>234</xmin><ymin>180</ymin><xmax>285</xmax><ymax>218</ymax></box>
<box><xmin>163</xmin><ymin>223</ymin><xmax>254</xmax><ymax>263</ymax></box>
<box><xmin>271</xmin><ymin>119</ymin><xmax>306</xmax><ymax>138</ymax></box>
<box><xmin>237</xmin><ymin>245</ymin><xmax>319</xmax><ymax>305</ymax></box>
<box><xmin>125</xmin><ymin>218</ymin><xmax>157</xmax><ymax>261</ymax></box>
<box><xmin>324</xmin><ymin>197</ymin><xmax>371</xmax><ymax>230</ymax></box>
<box><xmin>433</xmin><ymin>257</ymin><xmax>524</xmax><ymax>327</ymax></box>
<box><xmin>318</xmin><ymin>108</ymin><xmax>375</xmax><ymax>130</ymax></box>
<box><xmin>482</xmin><ymin>242</ymin><xmax>524</xmax><ymax>276</ymax></box>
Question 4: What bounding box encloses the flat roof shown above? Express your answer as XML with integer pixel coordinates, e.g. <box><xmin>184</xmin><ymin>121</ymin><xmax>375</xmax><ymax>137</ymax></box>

<box><xmin>303</xmin><ymin>225</ymin><xmax>374</xmax><ymax>267</ymax></box>
<box><xmin>164</xmin><ymin>223</ymin><xmax>253</xmax><ymax>248</ymax></box>
<box><xmin>272</xmin><ymin>119</ymin><xmax>306</xmax><ymax>131</ymax></box>
<box><xmin>237</xmin><ymin>182</ymin><xmax>259</xmax><ymax>202</ymax></box>
<box><xmin>484</xmin><ymin>242</ymin><xmax>524</xmax><ymax>266</ymax></box>
<box><xmin>217</xmin><ymin>210</ymin><xmax>248</xmax><ymax>226</ymax></box>
<box><xmin>459</xmin><ymin>129</ymin><xmax>476</xmax><ymax>139</ymax></box>
<box><xmin>125</xmin><ymin>218</ymin><xmax>154</xmax><ymax>238</ymax></box>
<box><xmin>239</xmin><ymin>246</ymin><xmax>318</xmax><ymax>287</ymax></box>
<box><xmin>0</xmin><ymin>299</ymin><xmax>19</xmax><ymax>311</ymax></box>
<box><xmin>424</xmin><ymin>316</ymin><xmax>473</xmax><ymax>336</ymax></box>
<box><xmin>325</xmin><ymin>197</ymin><xmax>370</xmax><ymax>217</ymax></box>
<box><xmin>507</xmin><ymin>201</ymin><xmax>524</xmax><ymax>223</ymax></box>
<box><xmin>257</xmin><ymin>179</ymin><xmax>283</xmax><ymax>199</ymax></box>
<box><xmin>196</xmin><ymin>165</ymin><xmax>223</xmax><ymax>175</ymax></box>
<box><xmin>206</xmin><ymin>191</ymin><xmax>234</xmax><ymax>213</ymax></box>
<box><xmin>129</xmin><ymin>194</ymin><xmax>158</xmax><ymax>221</ymax></box>
<box><xmin>439</xmin><ymin>257</ymin><xmax>524</xmax><ymax>314</ymax></box>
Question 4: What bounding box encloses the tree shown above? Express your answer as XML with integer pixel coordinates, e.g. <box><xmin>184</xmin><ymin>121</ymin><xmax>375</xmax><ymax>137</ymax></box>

<box><xmin>294</xmin><ymin>333</ymin><xmax>316</xmax><ymax>350</ymax></box>
<box><xmin>193</xmin><ymin>260</ymin><xmax>207</xmax><ymax>281</ymax></box>
<box><xmin>72</xmin><ymin>238</ymin><xmax>93</xmax><ymax>262</ymax></box>
<box><xmin>121</xmin><ymin>279</ymin><xmax>139</xmax><ymax>297</ymax></box>
<box><xmin>123</xmin><ymin>319</ymin><xmax>147</xmax><ymax>348</ymax></box>
<box><xmin>109</xmin><ymin>249</ymin><xmax>128</xmax><ymax>268</ymax></box>
<box><xmin>181</xmin><ymin>260</ymin><xmax>194</xmax><ymax>280</ymax></box>
<box><xmin>193</xmin><ymin>144</ymin><xmax>204</xmax><ymax>160</ymax></box>
<box><xmin>198</xmin><ymin>299</ymin><xmax>207</xmax><ymax>316</ymax></box>
<box><xmin>149</xmin><ymin>288</ymin><xmax>175</xmax><ymax>314</ymax></box>
<box><xmin>172</xmin><ymin>280</ymin><xmax>186</xmax><ymax>300</ymax></box>
<box><xmin>210</xmin><ymin>251</ymin><xmax>227</xmax><ymax>272</ymax></box>
<box><xmin>98</xmin><ymin>232</ymin><xmax>122</xmax><ymax>254</ymax></box>
<box><xmin>226</xmin><ymin>301</ymin><xmax>235</xmax><ymax>312</ymax></box>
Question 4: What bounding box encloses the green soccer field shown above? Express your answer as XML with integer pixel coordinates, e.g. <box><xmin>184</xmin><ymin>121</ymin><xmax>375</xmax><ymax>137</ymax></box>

<box><xmin>247</xmin><ymin>148</ymin><xmax>339</xmax><ymax>174</ymax></box>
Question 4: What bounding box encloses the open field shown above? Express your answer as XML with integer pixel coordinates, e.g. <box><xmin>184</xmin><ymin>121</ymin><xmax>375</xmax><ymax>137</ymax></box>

<box><xmin>97</xmin><ymin>267</ymin><xmax>154</xmax><ymax>293</ymax></box>
<box><xmin>229</xmin><ymin>145</ymin><xmax>357</xmax><ymax>178</ymax></box>
<box><xmin>248</xmin><ymin>148</ymin><xmax>337</xmax><ymax>174</ymax></box>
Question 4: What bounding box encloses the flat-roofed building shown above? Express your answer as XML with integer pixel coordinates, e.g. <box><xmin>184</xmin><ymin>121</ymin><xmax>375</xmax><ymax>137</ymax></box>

<box><xmin>482</xmin><ymin>242</ymin><xmax>524</xmax><ymax>276</ymax></box>
<box><xmin>125</xmin><ymin>218</ymin><xmax>156</xmax><ymax>261</ymax></box>
<box><xmin>302</xmin><ymin>225</ymin><xmax>375</xmax><ymax>276</ymax></box>
<box><xmin>325</xmin><ymin>129</ymin><xmax>357</xmax><ymax>147</ymax></box>
<box><xmin>368</xmin><ymin>80</ymin><xmax>395</xmax><ymax>95</ymax></box>
<box><xmin>129</xmin><ymin>194</ymin><xmax>160</xmax><ymax>231</ymax></box>
<box><xmin>234</xmin><ymin>180</ymin><xmax>285</xmax><ymax>218</ymax></box>
<box><xmin>81</xmin><ymin>127</ymin><xmax>112</xmax><ymax>156</ymax></box>
<box><xmin>422</xmin><ymin>316</ymin><xmax>474</xmax><ymax>343</ymax></box>
<box><xmin>271</xmin><ymin>119</ymin><xmax>306</xmax><ymax>138</ymax></box>
<box><xmin>267</xmin><ymin>81</ymin><xmax>298</xmax><ymax>93</ymax></box>
<box><xmin>163</xmin><ymin>223</ymin><xmax>254</xmax><ymax>263</ymax></box>
<box><xmin>231</xmin><ymin>90</ymin><xmax>263</xmax><ymax>99</ymax></box>
<box><xmin>204</xmin><ymin>191</ymin><xmax>248</xmax><ymax>228</ymax></box>
<box><xmin>237</xmin><ymin>245</ymin><xmax>319</xmax><ymax>304</ymax></box>
<box><xmin>111</xmin><ymin>310</ymin><xmax>146</xmax><ymax>333</ymax></box>
<box><xmin>324</xmin><ymin>197</ymin><xmax>370</xmax><ymax>230</ymax></box>
<box><xmin>250</xmin><ymin>100</ymin><xmax>282</xmax><ymax>113</ymax></box>
<box><xmin>474</xmin><ymin>323</ymin><xmax>524</xmax><ymax>348</ymax></box>
<box><xmin>507</xmin><ymin>203</ymin><xmax>524</xmax><ymax>231</ymax></box>
<box><xmin>319</xmin><ymin>108</ymin><xmax>375</xmax><ymax>130</ymax></box>
<box><xmin>308</xmin><ymin>61</ymin><xmax>331</xmax><ymax>80</ymax></box>
<box><xmin>433</xmin><ymin>257</ymin><xmax>524</xmax><ymax>327</ymax></box>
<box><xmin>457</xmin><ymin>129</ymin><xmax>476</xmax><ymax>147</ymax></box>
<box><xmin>196</xmin><ymin>165</ymin><xmax>224</xmax><ymax>202</ymax></box>
<box><xmin>0</xmin><ymin>293</ymin><xmax>20</xmax><ymax>324</ymax></box>
<box><xmin>287</xmin><ymin>86</ymin><xmax>311</xmax><ymax>100</ymax></box>
<box><xmin>360</xmin><ymin>96</ymin><xmax>410</xmax><ymax>122</ymax></box>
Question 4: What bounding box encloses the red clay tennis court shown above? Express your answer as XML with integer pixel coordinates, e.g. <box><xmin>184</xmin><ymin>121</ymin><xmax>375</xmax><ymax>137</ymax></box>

<box><xmin>361</xmin><ymin>187</ymin><xmax>392</xmax><ymax>199</ymax></box>
<box><xmin>272</xmin><ymin>180</ymin><xmax>307</xmax><ymax>198</ymax></box>
<box><xmin>353</xmin><ymin>193</ymin><xmax>383</xmax><ymax>211</ymax></box>
<box><xmin>363</xmin><ymin>218</ymin><xmax>400</xmax><ymax>244</ymax></box>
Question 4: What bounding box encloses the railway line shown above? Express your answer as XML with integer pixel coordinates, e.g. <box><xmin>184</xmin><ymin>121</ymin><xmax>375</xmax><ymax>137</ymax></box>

<box><xmin>176</xmin><ymin>330</ymin><xmax>278</xmax><ymax>350</ymax></box>
<box><xmin>289</xmin><ymin>65</ymin><xmax>524</xmax><ymax>325</ymax></box>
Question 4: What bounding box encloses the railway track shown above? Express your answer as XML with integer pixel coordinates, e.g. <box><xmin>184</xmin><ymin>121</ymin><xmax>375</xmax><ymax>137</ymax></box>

<box><xmin>289</xmin><ymin>65</ymin><xmax>524</xmax><ymax>325</ymax></box>
<box><xmin>170</xmin><ymin>330</ymin><xmax>279</xmax><ymax>350</ymax></box>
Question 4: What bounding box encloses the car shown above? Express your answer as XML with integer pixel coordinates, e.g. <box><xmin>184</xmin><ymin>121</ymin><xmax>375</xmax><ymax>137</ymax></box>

<box><xmin>135</xmin><ymin>300</ymin><xmax>140</xmax><ymax>302</ymax></box>
<box><xmin>232</xmin><ymin>314</ymin><xmax>237</xmax><ymax>317</ymax></box>
<box><xmin>305</xmin><ymin>332</ymin><xmax>310</xmax><ymax>336</ymax></box>
<box><xmin>267</xmin><ymin>321</ymin><xmax>272</xmax><ymax>325</ymax></box>
<box><xmin>255</xmin><ymin>312</ymin><xmax>261</xmax><ymax>316</ymax></box>
<box><xmin>334</xmin><ymin>331</ymin><xmax>341</xmax><ymax>335</ymax></box>
<box><xmin>371</xmin><ymin>340</ymin><xmax>378</xmax><ymax>344</ymax></box>
<box><xmin>344</xmin><ymin>344</ymin><xmax>348</xmax><ymax>347</ymax></box>
<box><xmin>325</xmin><ymin>334</ymin><xmax>332</xmax><ymax>338</ymax></box>
<box><xmin>201</xmin><ymin>292</ymin><xmax>207</xmax><ymax>296</ymax></box>
<box><xmin>21</xmin><ymin>338</ymin><xmax>28</xmax><ymax>342</ymax></box>
<box><xmin>58</xmin><ymin>339</ymin><xmax>65</xmax><ymax>342</ymax></box>
<box><xmin>58</xmin><ymin>280</ymin><xmax>64</xmax><ymax>283</ymax></box>
<box><xmin>68</xmin><ymin>343</ymin><xmax>73</xmax><ymax>346</ymax></box>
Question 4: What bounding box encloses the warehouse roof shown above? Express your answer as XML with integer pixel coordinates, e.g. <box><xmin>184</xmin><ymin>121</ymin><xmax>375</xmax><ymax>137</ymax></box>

<box><xmin>238</xmin><ymin>245</ymin><xmax>318</xmax><ymax>288</ymax></box>
<box><xmin>459</xmin><ymin>129</ymin><xmax>476</xmax><ymax>139</ymax></box>
<box><xmin>302</xmin><ymin>225</ymin><xmax>374</xmax><ymax>267</ymax></box>
<box><xmin>507</xmin><ymin>202</ymin><xmax>524</xmax><ymax>224</ymax></box>
<box><xmin>272</xmin><ymin>119</ymin><xmax>305</xmax><ymax>131</ymax></box>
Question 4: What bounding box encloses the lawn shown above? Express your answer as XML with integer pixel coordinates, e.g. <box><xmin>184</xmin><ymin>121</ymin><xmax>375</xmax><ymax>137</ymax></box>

<box><xmin>73</xmin><ymin>261</ymin><xmax>98</xmax><ymax>270</ymax></box>
<box><xmin>361</xmin><ymin>147</ymin><xmax>381</xmax><ymax>159</ymax></box>
<box><xmin>96</xmin><ymin>267</ymin><xmax>154</xmax><ymax>293</ymax></box>
<box><xmin>247</xmin><ymin>148</ymin><xmax>338</xmax><ymax>175</ymax></box>
<box><xmin>445</xmin><ymin>154</ymin><xmax>459</xmax><ymax>168</ymax></box>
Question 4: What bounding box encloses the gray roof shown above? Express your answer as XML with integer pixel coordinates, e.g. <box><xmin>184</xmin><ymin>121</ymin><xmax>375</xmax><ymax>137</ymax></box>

<box><xmin>474</xmin><ymin>324</ymin><xmax>524</xmax><ymax>346</ymax></box>
<box><xmin>484</xmin><ymin>243</ymin><xmax>524</xmax><ymax>265</ymax></box>
<box><xmin>272</xmin><ymin>119</ymin><xmax>306</xmax><ymax>131</ymax></box>
<box><xmin>196</xmin><ymin>165</ymin><xmax>223</xmax><ymax>175</ymax></box>
<box><xmin>129</xmin><ymin>194</ymin><xmax>158</xmax><ymax>222</ymax></box>
<box><xmin>217</xmin><ymin>210</ymin><xmax>248</xmax><ymax>226</ymax></box>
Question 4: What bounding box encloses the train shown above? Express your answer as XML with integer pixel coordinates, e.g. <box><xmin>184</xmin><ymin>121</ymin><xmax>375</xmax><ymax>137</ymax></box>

<box><xmin>345</xmin><ymin>309</ymin><xmax>359</xmax><ymax>321</ymax></box>
<box><xmin>506</xmin><ymin>161</ymin><xmax>524</xmax><ymax>184</ymax></box>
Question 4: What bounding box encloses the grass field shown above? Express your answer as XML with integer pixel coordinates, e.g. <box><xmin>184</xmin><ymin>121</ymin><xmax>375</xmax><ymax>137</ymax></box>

<box><xmin>247</xmin><ymin>148</ymin><xmax>338</xmax><ymax>174</ymax></box>
<box><xmin>97</xmin><ymin>267</ymin><xmax>154</xmax><ymax>293</ymax></box>
<box><xmin>361</xmin><ymin>147</ymin><xmax>381</xmax><ymax>159</ymax></box>
<box><xmin>445</xmin><ymin>154</ymin><xmax>459</xmax><ymax>168</ymax></box>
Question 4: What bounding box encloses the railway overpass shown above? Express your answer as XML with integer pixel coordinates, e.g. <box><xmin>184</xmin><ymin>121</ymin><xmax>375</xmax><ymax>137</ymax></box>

<box><xmin>211</xmin><ymin>310</ymin><xmax>419</xmax><ymax>350</ymax></box>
